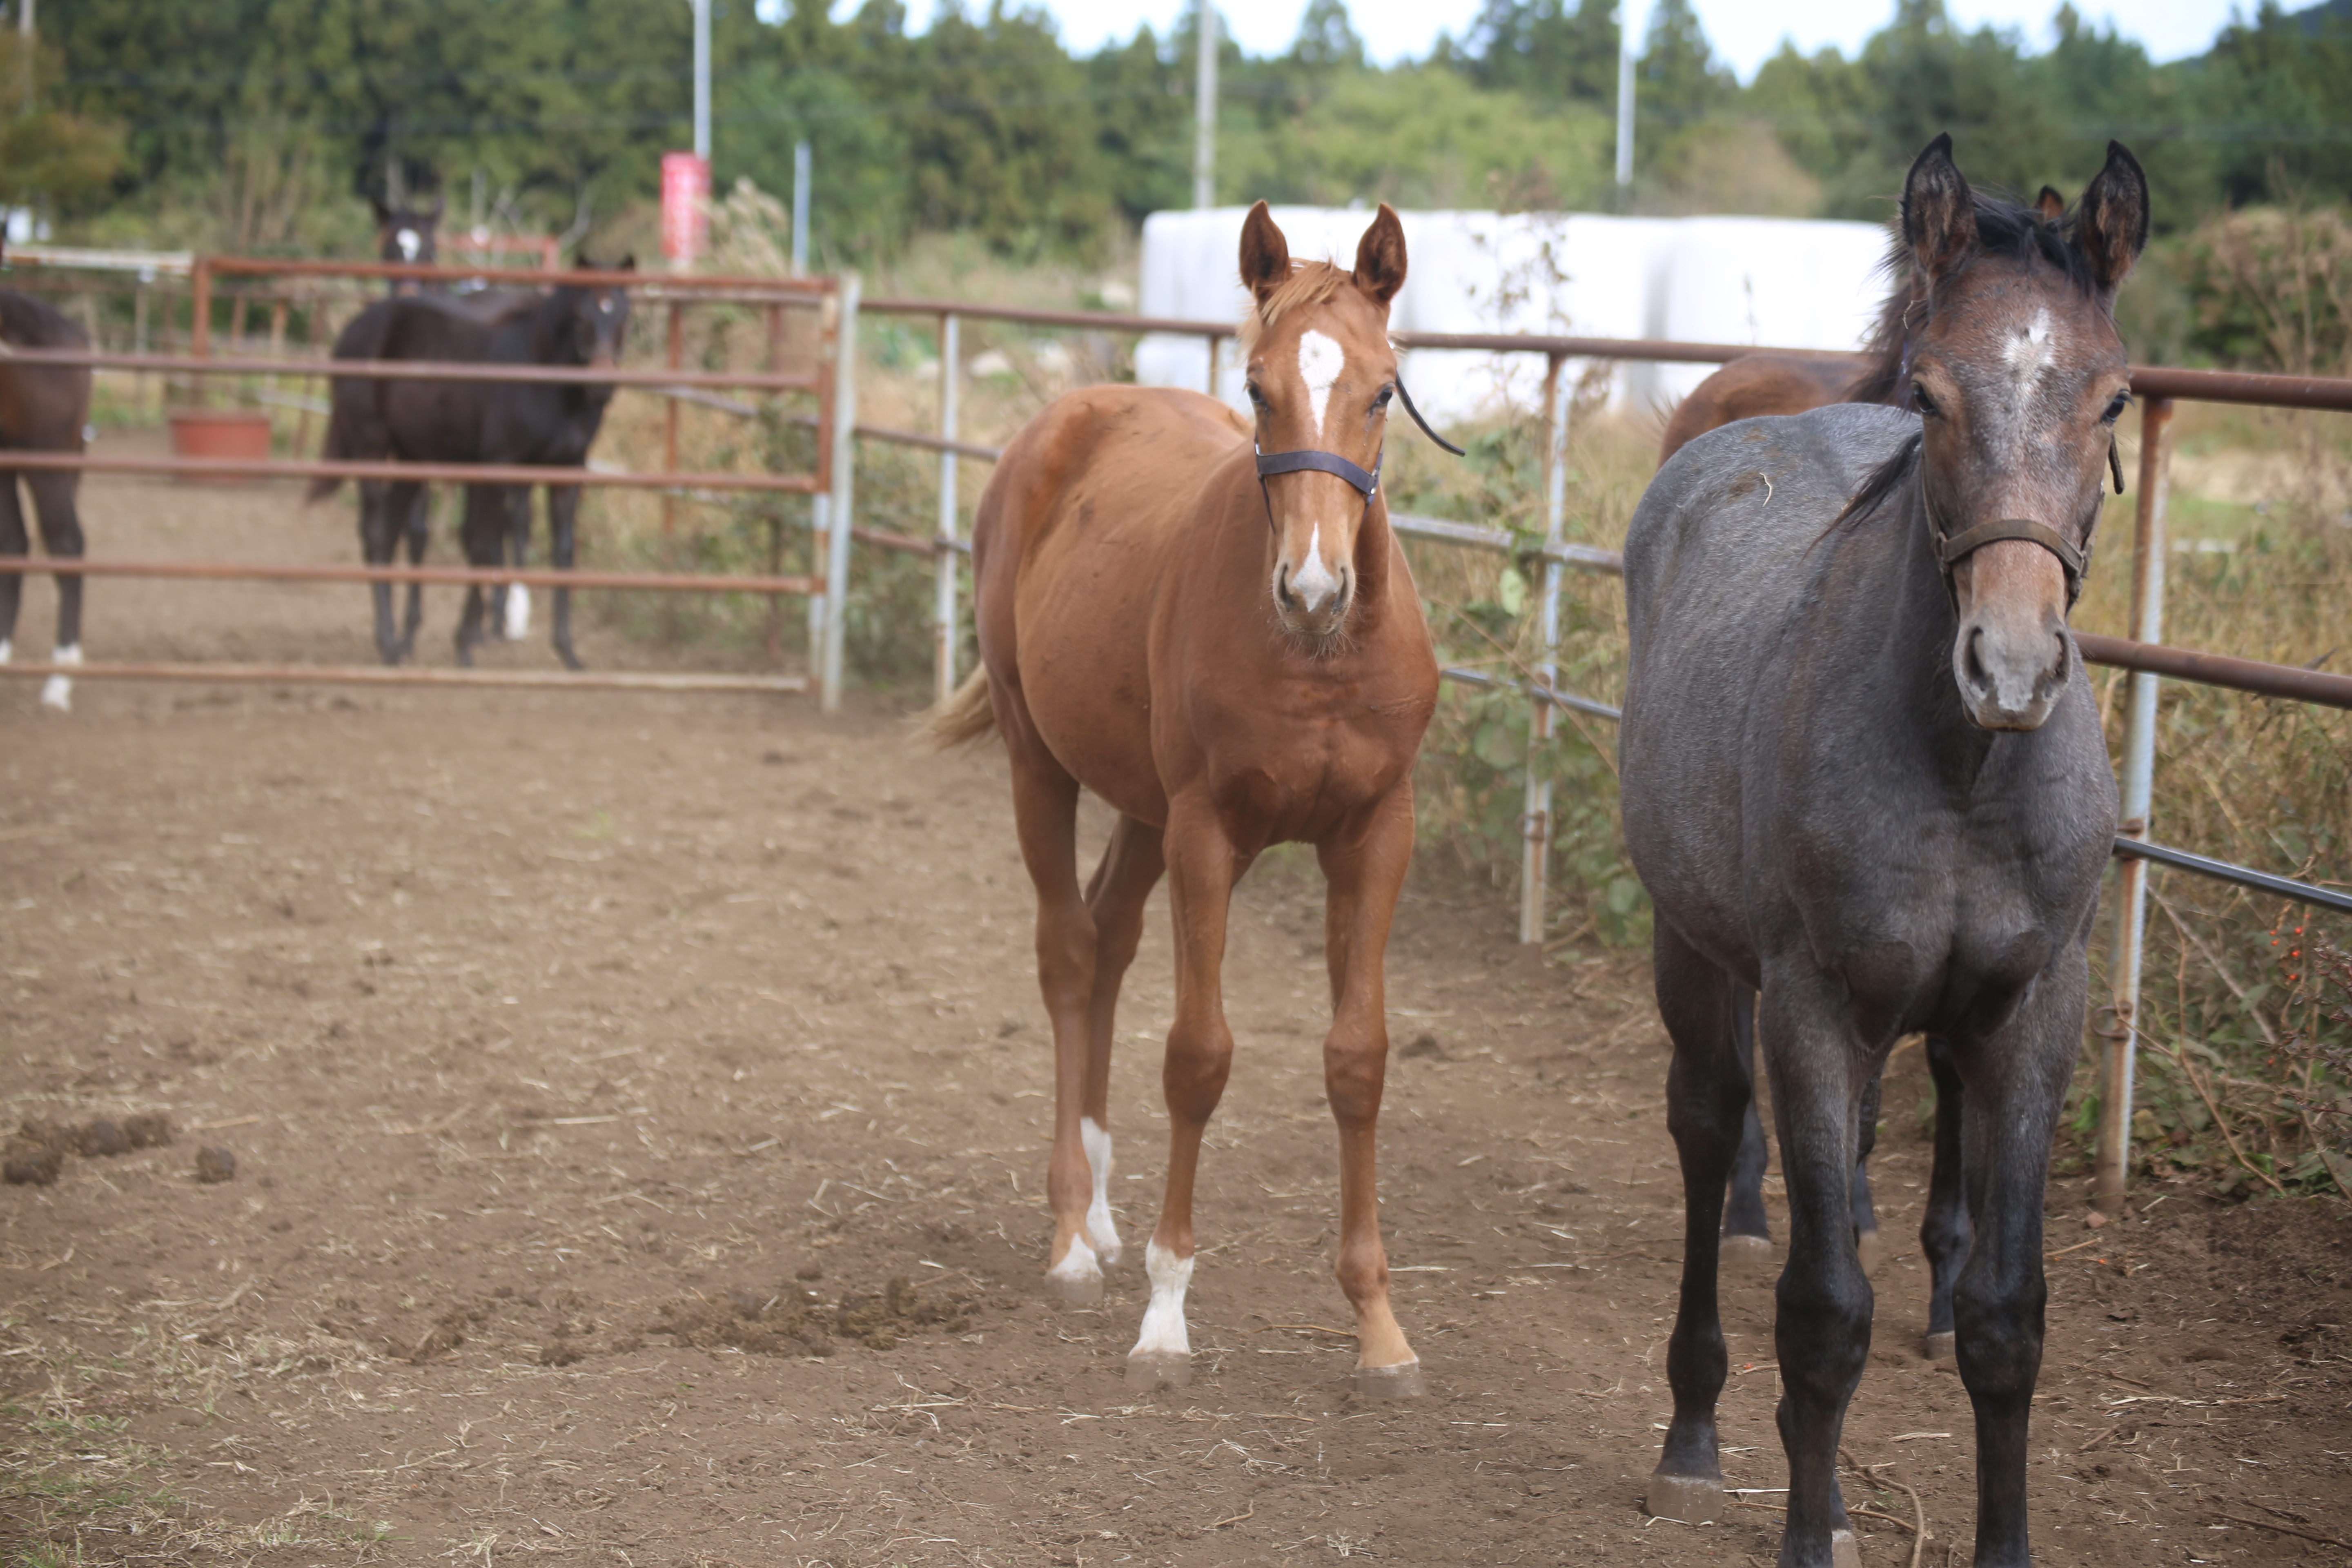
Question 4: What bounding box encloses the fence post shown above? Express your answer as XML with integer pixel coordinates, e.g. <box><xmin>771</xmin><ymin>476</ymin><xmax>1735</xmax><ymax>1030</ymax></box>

<box><xmin>662</xmin><ymin>299</ymin><xmax>685</xmax><ymax>535</ymax></box>
<box><xmin>820</xmin><ymin>273</ymin><xmax>860</xmax><ymax>713</ymax></box>
<box><xmin>187</xmin><ymin>256</ymin><xmax>212</xmax><ymax>409</ymax></box>
<box><xmin>1519</xmin><ymin>354</ymin><xmax>1569</xmax><ymax>948</ymax></box>
<box><xmin>934</xmin><ymin>311</ymin><xmax>961</xmax><ymax>708</ymax></box>
<box><xmin>2096</xmin><ymin>395</ymin><xmax>2174</xmax><ymax>1214</ymax></box>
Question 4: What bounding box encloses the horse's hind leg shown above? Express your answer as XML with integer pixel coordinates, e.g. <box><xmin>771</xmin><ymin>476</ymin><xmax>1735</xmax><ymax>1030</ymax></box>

<box><xmin>1645</xmin><ymin>921</ymin><xmax>1752</xmax><ymax>1523</ymax></box>
<box><xmin>1316</xmin><ymin>792</ymin><xmax>1421</xmax><ymax>1397</ymax></box>
<box><xmin>1852</xmin><ymin>1067</ymin><xmax>1884</xmax><ymax>1274</ymax></box>
<box><xmin>0</xmin><ymin>474</ymin><xmax>27</xmax><ymax>670</ymax></box>
<box><xmin>1918</xmin><ymin>1035</ymin><xmax>1969</xmax><ymax>1360</ymax></box>
<box><xmin>27</xmin><ymin>470</ymin><xmax>85</xmax><ymax>711</ymax></box>
<box><xmin>1126</xmin><ymin>793</ymin><xmax>1241</xmax><ymax>1391</ymax></box>
<box><xmin>1721</xmin><ymin>984</ymin><xmax>1774</xmax><ymax>1263</ymax></box>
<box><xmin>1082</xmin><ymin>813</ymin><xmax>1165</xmax><ymax>1278</ymax></box>
<box><xmin>453</xmin><ymin>486</ymin><xmax>502</xmax><ymax>666</ymax></box>
<box><xmin>998</xmin><ymin>718</ymin><xmax>1111</xmax><ymax>1303</ymax></box>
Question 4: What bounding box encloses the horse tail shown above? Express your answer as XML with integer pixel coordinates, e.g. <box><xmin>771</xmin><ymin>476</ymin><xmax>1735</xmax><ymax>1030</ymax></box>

<box><xmin>920</xmin><ymin>668</ymin><xmax>998</xmax><ymax>750</ymax></box>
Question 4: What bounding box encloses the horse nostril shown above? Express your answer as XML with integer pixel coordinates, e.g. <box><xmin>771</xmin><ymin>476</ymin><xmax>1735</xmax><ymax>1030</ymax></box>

<box><xmin>1274</xmin><ymin>565</ymin><xmax>1296</xmax><ymax>609</ymax></box>
<box><xmin>1963</xmin><ymin>626</ymin><xmax>1990</xmax><ymax>692</ymax></box>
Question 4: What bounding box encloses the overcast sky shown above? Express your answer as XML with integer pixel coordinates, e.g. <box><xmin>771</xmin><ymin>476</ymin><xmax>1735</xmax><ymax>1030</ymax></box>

<box><xmin>875</xmin><ymin>0</ymin><xmax>2246</xmax><ymax>81</ymax></box>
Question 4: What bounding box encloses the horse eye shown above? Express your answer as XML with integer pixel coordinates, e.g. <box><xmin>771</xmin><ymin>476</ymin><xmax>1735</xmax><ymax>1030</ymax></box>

<box><xmin>1246</xmin><ymin>383</ymin><xmax>1268</xmax><ymax>409</ymax></box>
<box><xmin>2103</xmin><ymin>392</ymin><xmax>2131</xmax><ymax>424</ymax></box>
<box><xmin>1374</xmin><ymin>386</ymin><xmax>1394</xmax><ymax>408</ymax></box>
<box><xmin>1911</xmin><ymin>384</ymin><xmax>1939</xmax><ymax>417</ymax></box>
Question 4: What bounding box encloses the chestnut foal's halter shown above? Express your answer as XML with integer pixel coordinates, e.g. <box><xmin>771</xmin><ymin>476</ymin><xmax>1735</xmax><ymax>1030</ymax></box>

<box><xmin>1925</xmin><ymin>433</ymin><xmax>2124</xmax><ymax>610</ymax></box>
<box><xmin>1253</xmin><ymin>374</ymin><xmax>1463</xmax><ymax>527</ymax></box>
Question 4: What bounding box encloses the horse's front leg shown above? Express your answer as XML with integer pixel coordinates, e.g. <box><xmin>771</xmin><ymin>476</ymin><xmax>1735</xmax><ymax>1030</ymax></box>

<box><xmin>546</xmin><ymin>483</ymin><xmax>583</xmax><ymax>670</ymax></box>
<box><xmin>452</xmin><ymin>485</ymin><xmax>501</xmax><ymax>667</ymax></box>
<box><xmin>1951</xmin><ymin>967</ymin><xmax>2082</xmax><ymax>1568</ymax></box>
<box><xmin>1646</xmin><ymin>919</ymin><xmax>1753</xmax><ymax>1521</ymax></box>
<box><xmin>398</xmin><ymin>482</ymin><xmax>430</xmax><ymax>660</ymax></box>
<box><xmin>1127</xmin><ymin>794</ymin><xmax>1241</xmax><ymax>1391</ymax></box>
<box><xmin>1760</xmin><ymin>972</ymin><xmax>1872</xmax><ymax>1568</ymax></box>
<box><xmin>1316</xmin><ymin>792</ymin><xmax>1421</xmax><ymax>1396</ymax></box>
<box><xmin>1920</xmin><ymin>1035</ymin><xmax>1969</xmax><ymax>1359</ymax></box>
<box><xmin>28</xmin><ymin>470</ymin><xmax>86</xmax><ymax>711</ymax></box>
<box><xmin>1082</xmin><ymin>813</ymin><xmax>1166</xmax><ymax>1276</ymax></box>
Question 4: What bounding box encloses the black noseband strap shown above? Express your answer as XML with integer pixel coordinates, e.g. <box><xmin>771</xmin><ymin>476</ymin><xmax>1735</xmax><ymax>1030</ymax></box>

<box><xmin>1254</xmin><ymin>444</ymin><xmax>1381</xmax><ymax>501</ymax></box>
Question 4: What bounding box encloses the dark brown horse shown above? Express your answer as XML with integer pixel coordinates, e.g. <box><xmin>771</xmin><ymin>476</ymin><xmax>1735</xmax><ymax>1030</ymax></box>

<box><xmin>0</xmin><ymin>274</ymin><xmax>95</xmax><ymax>712</ymax></box>
<box><xmin>932</xmin><ymin>203</ymin><xmax>1442</xmax><ymax>1396</ymax></box>
<box><xmin>1621</xmin><ymin>135</ymin><xmax>2145</xmax><ymax>1566</ymax></box>
<box><xmin>373</xmin><ymin>194</ymin><xmax>443</xmax><ymax>293</ymax></box>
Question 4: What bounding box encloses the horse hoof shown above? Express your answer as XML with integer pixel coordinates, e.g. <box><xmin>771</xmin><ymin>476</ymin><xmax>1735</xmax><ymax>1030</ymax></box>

<box><xmin>1922</xmin><ymin>1330</ymin><xmax>1955</xmax><ymax>1361</ymax></box>
<box><xmin>1126</xmin><ymin>1351</ymin><xmax>1191</xmax><ymax>1392</ymax></box>
<box><xmin>1831</xmin><ymin>1526</ymin><xmax>1863</xmax><ymax>1568</ymax></box>
<box><xmin>1043</xmin><ymin>1270</ymin><xmax>1103</xmax><ymax>1306</ymax></box>
<box><xmin>1353</xmin><ymin>1360</ymin><xmax>1424</xmax><ymax>1400</ymax></box>
<box><xmin>1855</xmin><ymin>1229</ymin><xmax>1883</xmax><ymax>1275</ymax></box>
<box><xmin>1720</xmin><ymin>1232</ymin><xmax>1774</xmax><ymax>1267</ymax></box>
<box><xmin>1644</xmin><ymin>1471</ymin><xmax>1723</xmax><ymax>1524</ymax></box>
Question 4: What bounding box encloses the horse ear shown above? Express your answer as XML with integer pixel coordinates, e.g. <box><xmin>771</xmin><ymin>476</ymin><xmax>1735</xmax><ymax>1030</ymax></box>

<box><xmin>2075</xmin><ymin>141</ymin><xmax>2149</xmax><ymax>296</ymax></box>
<box><xmin>1238</xmin><ymin>201</ymin><xmax>1291</xmax><ymax>308</ymax></box>
<box><xmin>2035</xmin><ymin>186</ymin><xmax>2066</xmax><ymax>224</ymax></box>
<box><xmin>370</xmin><ymin>195</ymin><xmax>393</xmax><ymax>225</ymax></box>
<box><xmin>1352</xmin><ymin>203</ymin><xmax>1407</xmax><ymax>309</ymax></box>
<box><xmin>424</xmin><ymin>193</ymin><xmax>445</xmax><ymax>222</ymax></box>
<box><xmin>1900</xmin><ymin>133</ymin><xmax>1978</xmax><ymax>287</ymax></box>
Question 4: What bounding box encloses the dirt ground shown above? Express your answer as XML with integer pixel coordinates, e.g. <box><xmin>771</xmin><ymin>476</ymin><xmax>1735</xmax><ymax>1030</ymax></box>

<box><xmin>6</xmin><ymin>460</ymin><xmax>2352</xmax><ymax>1567</ymax></box>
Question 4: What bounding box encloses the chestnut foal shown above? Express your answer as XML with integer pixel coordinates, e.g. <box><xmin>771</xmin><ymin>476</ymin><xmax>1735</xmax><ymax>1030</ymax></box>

<box><xmin>934</xmin><ymin>203</ymin><xmax>1442</xmax><ymax>1396</ymax></box>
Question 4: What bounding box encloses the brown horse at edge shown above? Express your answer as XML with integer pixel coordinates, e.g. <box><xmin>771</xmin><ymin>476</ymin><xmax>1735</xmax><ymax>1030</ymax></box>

<box><xmin>1655</xmin><ymin>187</ymin><xmax>2070</xmax><ymax>464</ymax></box>
<box><xmin>929</xmin><ymin>203</ymin><xmax>1441</xmax><ymax>1396</ymax></box>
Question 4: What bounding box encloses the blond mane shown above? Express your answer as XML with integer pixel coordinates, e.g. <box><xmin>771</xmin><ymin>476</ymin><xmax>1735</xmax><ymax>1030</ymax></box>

<box><xmin>1237</xmin><ymin>260</ymin><xmax>1353</xmax><ymax>352</ymax></box>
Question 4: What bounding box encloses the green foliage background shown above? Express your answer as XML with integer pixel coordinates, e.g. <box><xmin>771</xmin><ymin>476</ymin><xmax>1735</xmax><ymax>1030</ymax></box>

<box><xmin>19</xmin><ymin>0</ymin><xmax>2352</xmax><ymax>256</ymax></box>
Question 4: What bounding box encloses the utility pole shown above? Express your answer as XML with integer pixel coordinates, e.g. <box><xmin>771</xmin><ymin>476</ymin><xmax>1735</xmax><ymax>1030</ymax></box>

<box><xmin>1192</xmin><ymin>0</ymin><xmax>1216</xmax><ymax>209</ymax></box>
<box><xmin>1615</xmin><ymin>0</ymin><xmax>1639</xmax><ymax>195</ymax></box>
<box><xmin>691</xmin><ymin>0</ymin><xmax>711</xmax><ymax>163</ymax></box>
<box><xmin>792</xmin><ymin>140</ymin><xmax>810</xmax><ymax>276</ymax></box>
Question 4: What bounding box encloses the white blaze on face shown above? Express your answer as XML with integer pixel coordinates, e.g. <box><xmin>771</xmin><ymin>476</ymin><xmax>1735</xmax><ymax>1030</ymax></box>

<box><xmin>1129</xmin><ymin>1240</ymin><xmax>1194</xmax><ymax>1361</ymax></box>
<box><xmin>1297</xmin><ymin>329</ymin><xmax>1346</xmax><ymax>437</ymax></box>
<box><xmin>1080</xmin><ymin>1116</ymin><xmax>1122</xmax><ymax>1265</ymax></box>
<box><xmin>396</xmin><ymin>229</ymin><xmax>422</xmax><ymax>262</ymax></box>
<box><xmin>1291</xmin><ymin>522</ymin><xmax>1340</xmax><ymax>612</ymax></box>
<box><xmin>2003</xmin><ymin>307</ymin><xmax>2057</xmax><ymax>394</ymax></box>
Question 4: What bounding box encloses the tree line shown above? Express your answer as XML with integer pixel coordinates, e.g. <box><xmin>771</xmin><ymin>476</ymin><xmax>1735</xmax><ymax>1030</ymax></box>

<box><xmin>15</xmin><ymin>0</ymin><xmax>2352</xmax><ymax>262</ymax></box>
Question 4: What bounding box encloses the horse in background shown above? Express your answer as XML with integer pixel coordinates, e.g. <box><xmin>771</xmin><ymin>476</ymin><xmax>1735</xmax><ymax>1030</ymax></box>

<box><xmin>1620</xmin><ymin>135</ymin><xmax>2145</xmax><ymax>1565</ymax></box>
<box><xmin>310</xmin><ymin>263</ymin><xmax>632</xmax><ymax>668</ymax></box>
<box><xmin>0</xmin><ymin>238</ymin><xmax>96</xmax><ymax>713</ymax></box>
<box><xmin>933</xmin><ymin>203</ymin><xmax>1448</xmax><ymax>1398</ymax></box>
<box><xmin>372</xmin><ymin>194</ymin><xmax>443</xmax><ymax>294</ymax></box>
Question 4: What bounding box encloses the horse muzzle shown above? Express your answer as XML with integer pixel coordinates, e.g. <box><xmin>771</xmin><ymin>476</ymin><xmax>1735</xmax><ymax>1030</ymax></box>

<box><xmin>1272</xmin><ymin>553</ymin><xmax>1354</xmax><ymax>639</ymax></box>
<box><xmin>1951</xmin><ymin>540</ymin><xmax>2072</xmax><ymax>730</ymax></box>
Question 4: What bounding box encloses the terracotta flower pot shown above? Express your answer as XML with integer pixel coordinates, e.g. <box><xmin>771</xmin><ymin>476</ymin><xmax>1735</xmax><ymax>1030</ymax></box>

<box><xmin>167</xmin><ymin>410</ymin><xmax>273</xmax><ymax>480</ymax></box>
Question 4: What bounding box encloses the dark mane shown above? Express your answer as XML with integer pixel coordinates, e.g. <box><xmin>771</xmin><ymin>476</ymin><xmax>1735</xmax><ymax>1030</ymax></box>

<box><xmin>1845</xmin><ymin>191</ymin><xmax>2111</xmax><ymax>409</ymax></box>
<box><xmin>1822</xmin><ymin>428</ymin><xmax>1923</xmax><ymax>546</ymax></box>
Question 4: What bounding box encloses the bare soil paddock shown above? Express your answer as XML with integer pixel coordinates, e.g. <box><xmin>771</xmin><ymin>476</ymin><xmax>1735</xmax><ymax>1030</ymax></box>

<box><xmin>4</xmin><ymin>463</ymin><xmax>2352</xmax><ymax>1566</ymax></box>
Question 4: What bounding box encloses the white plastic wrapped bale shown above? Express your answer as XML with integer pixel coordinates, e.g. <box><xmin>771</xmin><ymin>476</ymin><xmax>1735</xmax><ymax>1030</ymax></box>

<box><xmin>1134</xmin><ymin>207</ymin><xmax>1891</xmax><ymax>429</ymax></box>
<box><xmin>1637</xmin><ymin>217</ymin><xmax>1892</xmax><ymax>413</ymax></box>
